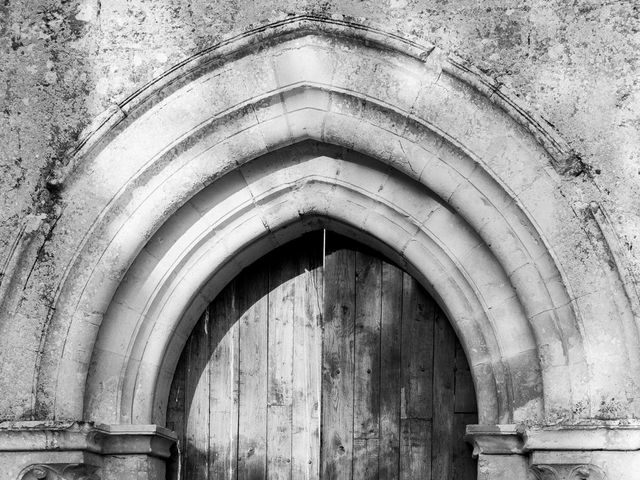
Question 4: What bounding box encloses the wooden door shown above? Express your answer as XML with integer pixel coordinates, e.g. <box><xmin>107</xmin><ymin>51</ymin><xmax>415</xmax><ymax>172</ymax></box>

<box><xmin>167</xmin><ymin>231</ymin><xmax>477</xmax><ymax>479</ymax></box>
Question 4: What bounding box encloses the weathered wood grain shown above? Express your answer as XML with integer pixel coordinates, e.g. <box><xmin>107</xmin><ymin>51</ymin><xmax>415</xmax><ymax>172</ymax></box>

<box><xmin>185</xmin><ymin>312</ymin><xmax>210</xmax><ymax>479</ymax></box>
<box><xmin>400</xmin><ymin>418</ymin><xmax>431</xmax><ymax>480</ymax></box>
<box><xmin>166</xmin><ymin>337</ymin><xmax>186</xmax><ymax>480</ymax></box>
<box><xmin>453</xmin><ymin>413</ymin><xmax>478</xmax><ymax>480</ymax></box>
<box><xmin>292</xmin><ymin>234</ymin><xmax>323</xmax><ymax>479</ymax></box>
<box><xmin>321</xmin><ymin>241</ymin><xmax>355</xmax><ymax>480</ymax></box>
<box><xmin>379</xmin><ymin>262</ymin><xmax>403</xmax><ymax>480</ymax></box>
<box><xmin>400</xmin><ymin>273</ymin><xmax>434</xmax><ymax>480</ymax></box>
<box><xmin>432</xmin><ymin>306</ymin><xmax>457</xmax><ymax>479</ymax></box>
<box><xmin>454</xmin><ymin>340</ymin><xmax>477</xmax><ymax>413</ymax></box>
<box><xmin>209</xmin><ymin>283</ymin><xmax>239</xmax><ymax>480</ymax></box>
<box><xmin>401</xmin><ymin>273</ymin><xmax>434</xmax><ymax>421</ymax></box>
<box><xmin>267</xmin><ymin>250</ymin><xmax>297</xmax><ymax>480</ymax></box>
<box><xmin>237</xmin><ymin>262</ymin><xmax>269</xmax><ymax>480</ymax></box>
<box><xmin>353</xmin><ymin>251</ymin><xmax>382</xmax><ymax>477</ymax></box>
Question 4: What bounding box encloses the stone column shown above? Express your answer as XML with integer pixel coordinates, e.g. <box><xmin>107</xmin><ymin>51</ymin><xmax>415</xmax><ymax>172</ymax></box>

<box><xmin>467</xmin><ymin>423</ymin><xmax>640</xmax><ymax>480</ymax></box>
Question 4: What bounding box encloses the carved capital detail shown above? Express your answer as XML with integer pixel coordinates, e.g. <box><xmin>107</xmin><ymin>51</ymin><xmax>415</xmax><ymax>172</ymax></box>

<box><xmin>530</xmin><ymin>464</ymin><xmax>606</xmax><ymax>480</ymax></box>
<box><xmin>19</xmin><ymin>464</ymin><xmax>100</xmax><ymax>480</ymax></box>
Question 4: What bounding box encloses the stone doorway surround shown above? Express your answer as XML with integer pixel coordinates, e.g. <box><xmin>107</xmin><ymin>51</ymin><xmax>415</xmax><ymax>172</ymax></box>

<box><xmin>1</xmin><ymin>15</ymin><xmax>639</xmax><ymax>479</ymax></box>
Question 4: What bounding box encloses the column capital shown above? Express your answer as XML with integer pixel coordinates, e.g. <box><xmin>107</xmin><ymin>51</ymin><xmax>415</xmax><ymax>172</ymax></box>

<box><xmin>529</xmin><ymin>460</ymin><xmax>606</xmax><ymax>480</ymax></box>
<box><xmin>19</xmin><ymin>464</ymin><xmax>100</xmax><ymax>480</ymax></box>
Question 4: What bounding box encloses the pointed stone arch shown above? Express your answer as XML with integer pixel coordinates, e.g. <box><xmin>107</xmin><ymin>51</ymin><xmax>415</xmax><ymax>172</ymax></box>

<box><xmin>1</xmin><ymin>14</ymin><xmax>639</xmax><ymax>480</ymax></box>
<box><xmin>33</xmin><ymin>14</ymin><xmax>638</xmax><ymax>424</ymax></box>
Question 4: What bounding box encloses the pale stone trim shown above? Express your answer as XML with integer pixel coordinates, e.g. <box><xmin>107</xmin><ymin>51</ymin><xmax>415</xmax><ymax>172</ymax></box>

<box><xmin>25</xmin><ymin>19</ymin><xmax>629</xmax><ymax>425</ymax></box>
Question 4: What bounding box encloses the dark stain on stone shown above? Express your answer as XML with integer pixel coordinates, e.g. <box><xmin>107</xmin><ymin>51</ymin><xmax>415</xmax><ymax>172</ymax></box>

<box><xmin>563</xmin><ymin>152</ymin><xmax>593</xmax><ymax>178</ymax></box>
<box><xmin>10</xmin><ymin>35</ymin><xmax>23</xmax><ymax>50</ymax></box>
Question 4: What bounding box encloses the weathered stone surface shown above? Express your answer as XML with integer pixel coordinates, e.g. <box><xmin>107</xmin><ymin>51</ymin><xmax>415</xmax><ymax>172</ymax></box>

<box><xmin>0</xmin><ymin>4</ymin><xmax>639</xmax><ymax>479</ymax></box>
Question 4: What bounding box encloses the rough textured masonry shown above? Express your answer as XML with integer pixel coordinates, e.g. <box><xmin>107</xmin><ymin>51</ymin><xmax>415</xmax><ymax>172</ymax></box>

<box><xmin>0</xmin><ymin>1</ymin><xmax>639</xmax><ymax>479</ymax></box>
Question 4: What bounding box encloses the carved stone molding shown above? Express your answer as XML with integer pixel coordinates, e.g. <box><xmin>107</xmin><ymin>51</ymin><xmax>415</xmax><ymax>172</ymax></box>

<box><xmin>530</xmin><ymin>464</ymin><xmax>606</xmax><ymax>480</ymax></box>
<box><xmin>0</xmin><ymin>422</ymin><xmax>176</xmax><ymax>459</ymax></box>
<box><xmin>19</xmin><ymin>464</ymin><xmax>100</xmax><ymax>480</ymax></box>
<box><xmin>0</xmin><ymin>421</ymin><xmax>98</xmax><ymax>453</ymax></box>
<box><xmin>91</xmin><ymin>423</ymin><xmax>176</xmax><ymax>459</ymax></box>
<box><xmin>468</xmin><ymin>423</ymin><xmax>640</xmax><ymax>453</ymax></box>
<box><xmin>465</xmin><ymin>424</ymin><xmax>525</xmax><ymax>456</ymax></box>
<box><xmin>2</xmin><ymin>422</ymin><xmax>176</xmax><ymax>479</ymax></box>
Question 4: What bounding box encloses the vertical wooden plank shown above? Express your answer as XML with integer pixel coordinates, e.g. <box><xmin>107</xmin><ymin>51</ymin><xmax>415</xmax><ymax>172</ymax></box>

<box><xmin>209</xmin><ymin>283</ymin><xmax>239</xmax><ymax>480</ymax></box>
<box><xmin>268</xmin><ymin>405</ymin><xmax>293</xmax><ymax>479</ymax></box>
<box><xmin>453</xmin><ymin>413</ymin><xmax>478</xmax><ymax>480</ymax></box>
<box><xmin>292</xmin><ymin>233</ymin><xmax>323</xmax><ymax>480</ymax></box>
<box><xmin>399</xmin><ymin>418</ymin><xmax>431</xmax><ymax>480</ymax></box>
<box><xmin>267</xmin><ymin>249</ymin><xmax>297</xmax><ymax>480</ymax></box>
<box><xmin>431</xmin><ymin>306</ymin><xmax>457</xmax><ymax>480</ymax></box>
<box><xmin>171</xmin><ymin>231</ymin><xmax>478</xmax><ymax>480</ymax></box>
<box><xmin>353</xmin><ymin>251</ymin><xmax>382</xmax><ymax>478</ymax></box>
<box><xmin>400</xmin><ymin>274</ymin><xmax>434</xmax><ymax>419</ymax></box>
<box><xmin>166</xmin><ymin>343</ymin><xmax>186</xmax><ymax>480</ymax></box>
<box><xmin>379</xmin><ymin>262</ymin><xmax>403</xmax><ymax>480</ymax></box>
<box><xmin>399</xmin><ymin>273</ymin><xmax>434</xmax><ymax>480</ymax></box>
<box><xmin>353</xmin><ymin>438</ymin><xmax>379</xmax><ymax>479</ymax></box>
<box><xmin>185</xmin><ymin>312</ymin><xmax>210</xmax><ymax>479</ymax></box>
<box><xmin>321</xmin><ymin>238</ymin><xmax>355</xmax><ymax>480</ymax></box>
<box><xmin>454</xmin><ymin>341</ymin><xmax>478</xmax><ymax>413</ymax></box>
<box><xmin>237</xmin><ymin>262</ymin><xmax>269</xmax><ymax>480</ymax></box>
<box><xmin>453</xmin><ymin>339</ymin><xmax>478</xmax><ymax>479</ymax></box>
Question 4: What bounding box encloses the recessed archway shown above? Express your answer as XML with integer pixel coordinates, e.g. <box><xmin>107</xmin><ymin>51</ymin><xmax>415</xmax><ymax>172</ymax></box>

<box><xmin>1</xmin><ymin>14</ymin><xmax>633</xmax><ymax>450</ymax></box>
<box><xmin>83</xmin><ymin>139</ymin><xmax>547</xmax><ymax>429</ymax></box>
<box><xmin>43</xmin><ymin>17</ymin><xmax>628</xmax><ymax>426</ymax></box>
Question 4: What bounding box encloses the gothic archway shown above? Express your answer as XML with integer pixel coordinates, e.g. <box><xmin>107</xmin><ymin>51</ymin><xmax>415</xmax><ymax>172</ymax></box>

<box><xmin>2</xmin><ymin>15</ymin><xmax>637</xmax><ymax>480</ymax></box>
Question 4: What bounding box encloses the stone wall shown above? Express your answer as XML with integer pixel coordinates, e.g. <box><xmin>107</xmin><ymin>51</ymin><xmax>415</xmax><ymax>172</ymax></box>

<box><xmin>2</xmin><ymin>0</ymin><xmax>639</xmax><ymax>293</ymax></box>
<box><xmin>1</xmin><ymin>1</ymin><xmax>639</xmax><ymax>479</ymax></box>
